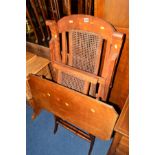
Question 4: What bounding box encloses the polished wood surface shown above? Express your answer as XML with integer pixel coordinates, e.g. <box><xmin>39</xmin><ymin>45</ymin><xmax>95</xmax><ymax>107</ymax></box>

<box><xmin>26</xmin><ymin>52</ymin><xmax>50</xmax><ymax>77</ymax></box>
<box><xmin>26</xmin><ymin>51</ymin><xmax>37</xmax><ymax>63</ymax></box>
<box><xmin>28</xmin><ymin>74</ymin><xmax>118</xmax><ymax>140</ymax></box>
<box><xmin>26</xmin><ymin>42</ymin><xmax>51</xmax><ymax>60</ymax></box>
<box><xmin>94</xmin><ymin>0</ymin><xmax>129</xmax><ymax>109</ymax></box>
<box><xmin>114</xmin><ymin>97</ymin><xmax>129</xmax><ymax>137</ymax></box>
<box><xmin>109</xmin><ymin>28</ymin><xmax>129</xmax><ymax>109</ymax></box>
<box><xmin>94</xmin><ymin>0</ymin><xmax>129</xmax><ymax>28</ymax></box>
<box><xmin>53</xmin><ymin>62</ymin><xmax>104</xmax><ymax>84</ymax></box>
<box><xmin>108</xmin><ymin>97</ymin><xmax>129</xmax><ymax>155</ymax></box>
<box><xmin>26</xmin><ymin>52</ymin><xmax>51</xmax><ymax>99</ymax></box>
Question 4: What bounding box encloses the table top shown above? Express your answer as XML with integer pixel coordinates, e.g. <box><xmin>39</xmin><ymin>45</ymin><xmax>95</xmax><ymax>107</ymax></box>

<box><xmin>26</xmin><ymin>51</ymin><xmax>50</xmax><ymax>77</ymax></box>
<box><xmin>114</xmin><ymin>97</ymin><xmax>129</xmax><ymax>137</ymax></box>
<box><xmin>26</xmin><ymin>52</ymin><xmax>37</xmax><ymax>62</ymax></box>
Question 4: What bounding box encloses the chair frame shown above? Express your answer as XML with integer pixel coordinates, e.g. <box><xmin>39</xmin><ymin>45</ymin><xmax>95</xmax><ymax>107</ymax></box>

<box><xmin>46</xmin><ymin>15</ymin><xmax>124</xmax><ymax>101</ymax></box>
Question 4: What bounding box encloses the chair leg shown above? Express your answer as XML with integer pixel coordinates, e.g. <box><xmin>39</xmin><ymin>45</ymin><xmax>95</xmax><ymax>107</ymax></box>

<box><xmin>53</xmin><ymin>116</ymin><xmax>59</xmax><ymax>134</ymax></box>
<box><xmin>88</xmin><ymin>135</ymin><xmax>95</xmax><ymax>155</ymax></box>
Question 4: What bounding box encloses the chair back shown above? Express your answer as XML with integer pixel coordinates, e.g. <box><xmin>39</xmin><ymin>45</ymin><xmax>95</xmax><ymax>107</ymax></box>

<box><xmin>46</xmin><ymin>15</ymin><xmax>124</xmax><ymax>100</ymax></box>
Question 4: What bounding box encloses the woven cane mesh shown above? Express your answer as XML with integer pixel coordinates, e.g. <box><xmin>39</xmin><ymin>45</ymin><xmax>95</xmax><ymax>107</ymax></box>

<box><xmin>61</xmin><ymin>72</ymin><xmax>85</xmax><ymax>93</ymax></box>
<box><xmin>70</xmin><ymin>30</ymin><xmax>102</xmax><ymax>73</ymax></box>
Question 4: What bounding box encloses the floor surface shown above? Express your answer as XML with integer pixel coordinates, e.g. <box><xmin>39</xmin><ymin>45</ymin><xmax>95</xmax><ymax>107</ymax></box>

<box><xmin>26</xmin><ymin>105</ymin><xmax>112</xmax><ymax>155</ymax></box>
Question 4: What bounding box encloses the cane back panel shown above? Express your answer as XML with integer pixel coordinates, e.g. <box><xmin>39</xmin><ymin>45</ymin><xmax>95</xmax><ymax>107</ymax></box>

<box><xmin>46</xmin><ymin>15</ymin><xmax>124</xmax><ymax>100</ymax></box>
<box><xmin>69</xmin><ymin>30</ymin><xmax>103</xmax><ymax>74</ymax></box>
<box><xmin>61</xmin><ymin>71</ymin><xmax>85</xmax><ymax>93</ymax></box>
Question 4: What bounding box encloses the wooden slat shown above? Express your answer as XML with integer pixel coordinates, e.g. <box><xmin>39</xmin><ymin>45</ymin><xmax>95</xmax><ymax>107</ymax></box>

<box><xmin>26</xmin><ymin>42</ymin><xmax>51</xmax><ymax>60</ymax></box>
<box><xmin>46</xmin><ymin>20</ymin><xmax>61</xmax><ymax>62</ymax></box>
<box><xmin>94</xmin><ymin>38</ymin><xmax>103</xmax><ymax>74</ymax></box>
<box><xmin>52</xmin><ymin>62</ymin><xmax>105</xmax><ymax>84</ymax></box>
<box><xmin>83</xmin><ymin>81</ymin><xmax>90</xmax><ymax>94</ymax></box>
<box><xmin>30</xmin><ymin>0</ymin><xmax>45</xmax><ymax>42</ymax></box>
<box><xmin>62</xmin><ymin>32</ymin><xmax>67</xmax><ymax>64</ymax></box>
<box><xmin>109</xmin><ymin>28</ymin><xmax>129</xmax><ymax>109</ymax></box>
<box><xmin>49</xmin><ymin>0</ymin><xmax>60</xmax><ymax>20</ymax></box>
<box><xmin>78</xmin><ymin>0</ymin><xmax>84</xmax><ymax>13</ymax></box>
<box><xmin>63</xmin><ymin>0</ymin><xmax>71</xmax><ymax>15</ymax></box>
<box><xmin>38</xmin><ymin>0</ymin><xmax>51</xmax><ymax>40</ymax></box>
<box><xmin>85</xmin><ymin>0</ymin><xmax>92</xmax><ymax>14</ymax></box>
<box><xmin>100</xmin><ymin>32</ymin><xmax>123</xmax><ymax>100</ymax></box>
<box><xmin>28</xmin><ymin>75</ymin><xmax>118</xmax><ymax>140</ymax></box>
<box><xmin>56</xmin><ymin>70</ymin><xmax>62</xmax><ymax>84</ymax></box>
<box><xmin>26</xmin><ymin>7</ymin><xmax>38</xmax><ymax>43</ymax></box>
<box><xmin>68</xmin><ymin>31</ymin><xmax>73</xmax><ymax>66</ymax></box>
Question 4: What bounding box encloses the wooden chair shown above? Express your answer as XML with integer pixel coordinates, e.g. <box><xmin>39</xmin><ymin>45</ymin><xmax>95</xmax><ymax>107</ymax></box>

<box><xmin>46</xmin><ymin>15</ymin><xmax>124</xmax><ymax>101</ymax></box>
<box><xmin>28</xmin><ymin>15</ymin><xmax>124</xmax><ymax>155</ymax></box>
